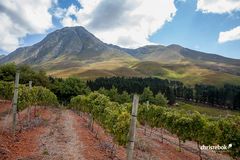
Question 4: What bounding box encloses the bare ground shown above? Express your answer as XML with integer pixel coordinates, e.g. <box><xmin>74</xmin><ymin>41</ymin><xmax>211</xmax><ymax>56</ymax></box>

<box><xmin>0</xmin><ymin>102</ymin><xmax>236</xmax><ymax>160</ymax></box>
<box><xmin>39</xmin><ymin>109</ymin><xmax>85</xmax><ymax>160</ymax></box>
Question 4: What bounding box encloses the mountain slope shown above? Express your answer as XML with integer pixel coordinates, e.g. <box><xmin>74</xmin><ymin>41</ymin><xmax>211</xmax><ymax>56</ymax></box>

<box><xmin>0</xmin><ymin>26</ymin><xmax>137</xmax><ymax>70</ymax></box>
<box><xmin>132</xmin><ymin>61</ymin><xmax>240</xmax><ymax>86</ymax></box>
<box><xmin>0</xmin><ymin>55</ymin><xmax>4</xmax><ymax>59</ymax></box>
<box><xmin>115</xmin><ymin>44</ymin><xmax>240</xmax><ymax>66</ymax></box>
<box><xmin>115</xmin><ymin>44</ymin><xmax>240</xmax><ymax>76</ymax></box>
<box><xmin>109</xmin><ymin>44</ymin><xmax>184</xmax><ymax>63</ymax></box>
<box><xmin>1</xmin><ymin>26</ymin><xmax>240</xmax><ymax>85</ymax></box>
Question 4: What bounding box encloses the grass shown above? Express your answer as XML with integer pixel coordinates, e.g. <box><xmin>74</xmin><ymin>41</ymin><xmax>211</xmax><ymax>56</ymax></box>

<box><xmin>74</xmin><ymin>67</ymin><xmax>144</xmax><ymax>80</ymax></box>
<box><xmin>175</xmin><ymin>101</ymin><xmax>240</xmax><ymax>117</ymax></box>
<box><xmin>47</xmin><ymin>60</ymin><xmax>240</xmax><ymax>87</ymax></box>
<box><xmin>48</xmin><ymin>58</ymin><xmax>139</xmax><ymax>78</ymax></box>
<box><xmin>132</xmin><ymin>61</ymin><xmax>168</xmax><ymax>76</ymax></box>
<box><xmin>133</xmin><ymin>62</ymin><xmax>240</xmax><ymax>86</ymax></box>
<box><xmin>203</xmin><ymin>72</ymin><xmax>240</xmax><ymax>86</ymax></box>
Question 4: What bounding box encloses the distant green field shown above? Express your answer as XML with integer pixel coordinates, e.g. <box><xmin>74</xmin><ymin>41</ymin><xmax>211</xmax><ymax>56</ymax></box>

<box><xmin>48</xmin><ymin>61</ymin><xmax>240</xmax><ymax>86</ymax></box>
<box><xmin>132</xmin><ymin>61</ymin><xmax>240</xmax><ymax>86</ymax></box>
<box><xmin>175</xmin><ymin>101</ymin><xmax>240</xmax><ymax>117</ymax></box>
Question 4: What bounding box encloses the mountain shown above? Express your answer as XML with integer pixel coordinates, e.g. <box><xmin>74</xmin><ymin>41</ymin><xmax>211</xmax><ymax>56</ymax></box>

<box><xmin>113</xmin><ymin>44</ymin><xmax>240</xmax><ymax>76</ymax></box>
<box><xmin>0</xmin><ymin>55</ymin><xmax>4</xmax><ymax>59</ymax></box>
<box><xmin>113</xmin><ymin>44</ymin><xmax>240</xmax><ymax>65</ymax></box>
<box><xmin>1</xmin><ymin>26</ymin><xmax>240</xmax><ymax>86</ymax></box>
<box><xmin>0</xmin><ymin>26</ymin><xmax>137</xmax><ymax>70</ymax></box>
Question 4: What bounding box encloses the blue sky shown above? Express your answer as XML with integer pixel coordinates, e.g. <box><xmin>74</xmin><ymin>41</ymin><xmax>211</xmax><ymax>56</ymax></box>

<box><xmin>0</xmin><ymin>0</ymin><xmax>240</xmax><ymax>59</ymax></box>
<box><xmin>150</xmin><ymin>0</ymin><xmax>240</xmax><ymax>59</ymax></box>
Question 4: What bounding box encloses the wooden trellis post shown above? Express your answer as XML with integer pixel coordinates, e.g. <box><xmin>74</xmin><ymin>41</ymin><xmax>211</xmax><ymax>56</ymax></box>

<box><xmin>27</xmin><ymin>81</ymin><xmax>32</xmax><ymax>126</ymax></box>
<box><xmin>12</xmin><ymin>72</ymin><xmax>20</xmax><ymax>137</ymax></box>
<box><xmin>127</xmin><ymin>94</ymin><xmax>139</xmax><ymax>160</ymax></box>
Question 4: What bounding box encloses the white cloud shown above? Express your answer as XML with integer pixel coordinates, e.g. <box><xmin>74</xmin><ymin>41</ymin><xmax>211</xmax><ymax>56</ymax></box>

<box><xmin>197</xmin><ymin>0</ymin><xmax>240</xmax><ymax>14</ymax></box>
<box><xmin>0</xmin><ymin>0</ymin><xmax>54</xmax><ymax>52</ymax></box>
<box><xmin>197</xmin><ymin>1</ymin><xmax>240</xmax><ymax>44</ymax></box>
<box><xmin>53</xmin><ymin>7</ymin><xmax>66</xmax><ymax>18</ymax></box>
<box><xmin>56</xmin><ymin>0</ymin><xmax>177</xmax><ymax>48</ymax></box>
<box><xmin>218</xmin><ymin>26</ymin><xmax>240</xmax><ymax>43</ymax></box>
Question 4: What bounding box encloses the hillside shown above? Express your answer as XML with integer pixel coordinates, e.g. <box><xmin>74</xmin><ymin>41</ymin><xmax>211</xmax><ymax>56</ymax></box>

<box><xmin>0</xmin><ymin>27</ymin><xmax>137</xmax><ymax>70</ymax></box>
<box><xmin>115</xmin><ymin>44</ymin><xmax>240</xmax><ymax>76</ymax></box>
<box><xmin>1</xmin><ymin>26</ymin><xmax>240</xmax><ymax>85</ymax></box>
<box><xmin>0</xmin><ymin>55</ymin><xmax>4</xmax><ymax>59</ymax></box>
<box><xmin>132</xmin><ymin>61</ymin><xmax>240</xmax><ymax>86</ymax></box>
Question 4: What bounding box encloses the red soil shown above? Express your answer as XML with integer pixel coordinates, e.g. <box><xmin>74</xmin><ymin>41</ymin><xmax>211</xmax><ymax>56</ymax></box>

<box><xmin>73</xmin><ymin>112</ymin><xmax>126</xmax><ymax>160</ymax></box>
<box><xmin>0</xmin><ymin>100</ymin><xmax>11</xmax><ymax>116</ymax></box>
<box><xmin>0</xmin><ymin>102</ymin><xmax>235</xmax><ymax>160</ymax></box>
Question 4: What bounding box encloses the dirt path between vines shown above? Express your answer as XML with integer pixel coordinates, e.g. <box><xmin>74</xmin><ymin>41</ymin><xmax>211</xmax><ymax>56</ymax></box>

<box><xmin>0</xmin><ymin>103</ymin><xmax>124</xmax><ymax>160</ymax></box>
<box><xmin>40</xmin><ymin>109</ymin><xmax>85</xmax><ymax>160</ymax></box>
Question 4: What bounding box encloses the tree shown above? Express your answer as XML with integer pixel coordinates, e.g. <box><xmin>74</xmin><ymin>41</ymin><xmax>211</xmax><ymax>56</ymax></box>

<box><xmin>183</xmin><ymin>87</ymin><xmax>194</xmax><ymax>101</ymax></box>
<box><xmin>87</xmin><ymin>77</ymin><xmax>240</xmax><ymax>110</ymax></box>
<box><xmin>49</xmin><ymin>77</ymin><xmax>90</xmax><ymax>104</ymax></box>
<box><xmin>118</xmin><ymin>91</ymin><xmax>131</xmax><ymax>104</ymax></box>
<box><xmin>166</xmin><ymin>87</ymin><xmax>175</xmax><ymax>105</ymax></box>
<box><xmin>98</xmin><ymin>87</ymin><xmax>108</xmax><ymax>95</ymax></box>
<box><xmin>107</xmin><ymin>86</ymin><xmax>119</xmax><ymax>102</ymax></box>
<box><xmin>233</xmin><ymin>92</ymin><xmax>240</xmax><ymax>110</ymax></box>
<box><xmin>153</xmin><ymin>92</ymin><xmax>168</xmax><ymax>107</ymax></box>
<box><xmin>0</xmin><ymin>63</ymin><xmax>16</xmax><ymax>81</ymax></box>
<box><xmin>141</xmin><ymin>87</ymin><xmax>154</xmax><ymax>103</ymax></box>
<box><xmin>34</xmin><ymin>70</ymin><xmax>49</xmax><ymax>87</ymax></box>
<box><xmin>0</xmin><ymin>63</ymin><xmax>50</xmax><ymax>87</ymax></box>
